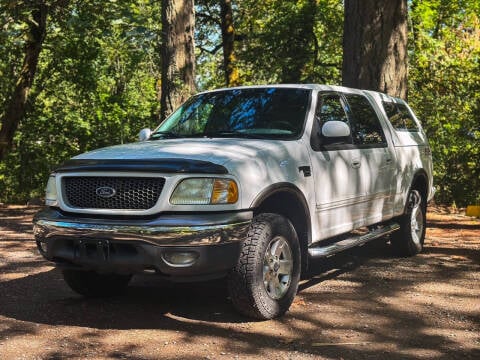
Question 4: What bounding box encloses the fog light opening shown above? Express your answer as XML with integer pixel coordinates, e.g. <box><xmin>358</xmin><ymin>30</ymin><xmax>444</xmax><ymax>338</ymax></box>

<box><xmin>162</xmin><ymin>251</ymin><xmax>199</xmax><ymax>267</ymax></box>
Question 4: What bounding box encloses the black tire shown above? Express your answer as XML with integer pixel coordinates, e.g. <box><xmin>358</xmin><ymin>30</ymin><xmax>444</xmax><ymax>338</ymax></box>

<box><xmin>391</xmin><ymin>189</ymin><xmax>426</xmax><ymax>256</ymax></box>
<box><xmin>227</xmin><ymin>213</ymin><xmax>301</xmax><ymax>320</ymax></box>
<box><xmin>62</xmin><ymin>269</ymin><xmax>131</xmax><ymax>297</ymax></box>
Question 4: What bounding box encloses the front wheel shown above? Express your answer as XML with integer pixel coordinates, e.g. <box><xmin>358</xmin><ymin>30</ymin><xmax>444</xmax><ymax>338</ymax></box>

<box><xmin>62</xmin><ymin>269</ymin><xmax>132</xmax><ymax>297</ymax></box>
<box><xmin>227</xmin><ymin>213</ymin><xmax>301</xmax><ymax>320</ymax></box>
<box><xmin>391</xmin><ymin>189</ymin><xmax>426</xmax><ymax>256</ymax></box>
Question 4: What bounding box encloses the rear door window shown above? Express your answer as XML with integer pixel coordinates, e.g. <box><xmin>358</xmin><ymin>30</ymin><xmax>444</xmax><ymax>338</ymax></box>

<box><xmin>382</xmin><ymin>101</ymin><xmax>419</xmax><ymax>132</ymax></box>
<box><xmin>344</xmin><ymin>94</ymin><xmax>387</xmax><ymax>147</ymax></box>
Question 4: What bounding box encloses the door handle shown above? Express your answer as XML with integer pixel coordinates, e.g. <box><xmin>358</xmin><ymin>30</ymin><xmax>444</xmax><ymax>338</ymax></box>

<box><xmin>385</xmin><ymin>158</ymin><xmax>392</xmax><ymax>164</ymax></box>
<box><xmin>351</xmin><ymin>160</ymin><xmax>361</xmax><ymax>169</ymax></box>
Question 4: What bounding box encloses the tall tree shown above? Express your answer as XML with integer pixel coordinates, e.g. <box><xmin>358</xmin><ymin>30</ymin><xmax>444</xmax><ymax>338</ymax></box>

<box><xmin>0</xmin><ymin>1</ymin><xmax>48</xmax><ymax>160</ymax></box>
<box><xmin>220</xmin><ymin>0</ymin><xmax>239</xmax><ymax>86</ymax></box>
<box><xmin>160</xmin><ymin>0</ymin><xmax>196</xmax><ymax>120</ymax></box>
<box><xmin>342</xmin><ymin>0</ymin><xmax>408</xmax><ymax>99</ymax></box>
<box><xmin>228</xmin><ymin>0</ymin><xmax>342</xmax><ymax>85</ymax></box>
<box><xmin>194</xmin><ymin>0</ymin><xmax>241</xmax><ymax>87</ymax></box>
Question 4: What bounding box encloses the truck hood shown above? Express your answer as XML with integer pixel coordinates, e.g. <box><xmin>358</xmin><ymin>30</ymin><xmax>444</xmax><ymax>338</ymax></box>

<box><xmin>73</xmin><ymin>138</ymin><xmax>273</xmax><ymax>166</ymax></box>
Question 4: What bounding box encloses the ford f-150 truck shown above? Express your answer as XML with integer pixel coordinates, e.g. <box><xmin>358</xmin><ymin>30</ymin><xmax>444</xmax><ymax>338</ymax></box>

<box><xmin>33</xmin><ymin>84</ymin><xmax>434</xmax><ymax>319</ymax></box>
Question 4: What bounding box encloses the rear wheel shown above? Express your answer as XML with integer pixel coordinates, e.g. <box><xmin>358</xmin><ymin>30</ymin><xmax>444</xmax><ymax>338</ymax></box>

<box><xmin>227</xmin><ymin>213</ymin><xmax>301</xmax><ymax>320</ymax></box>
<box><xmin>391</xmin><ymin>189</ymin><xmax>426</xmax><ymax>256</ymax></box>
<box><xmin>62</xmin><ymin>269</ymin><xmax>131</xmax><ymax>297</ymax></box>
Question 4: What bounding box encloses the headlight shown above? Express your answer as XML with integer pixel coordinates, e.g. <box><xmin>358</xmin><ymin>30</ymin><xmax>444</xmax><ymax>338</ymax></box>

<box><xmin>170</xmin><ymin>178</ymin><xmax>238</xmax><ymax>205</ymax></box>
<box><xmin>45</xmin><ymin>175</ymin><xmax>58</xmax><ymax>206</ymax></box>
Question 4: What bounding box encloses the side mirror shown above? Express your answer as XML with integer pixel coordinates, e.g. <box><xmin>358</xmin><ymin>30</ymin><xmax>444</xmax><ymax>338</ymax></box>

<box><xmin>138</xmin><ymin>128</ymin><xmax>152</xmax><ymax>142</ymax></box>
<box><xmin>321</xmin><ymin>121</ymin><xmax>350</xmax><ymax>138</ymax></box>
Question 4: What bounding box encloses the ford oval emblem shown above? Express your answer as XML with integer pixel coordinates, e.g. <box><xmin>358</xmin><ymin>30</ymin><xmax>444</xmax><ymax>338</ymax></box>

<box><xmin>96</xmin><ymin>186</ymin><xmax>116</xmax><ymax>198</ymax></box>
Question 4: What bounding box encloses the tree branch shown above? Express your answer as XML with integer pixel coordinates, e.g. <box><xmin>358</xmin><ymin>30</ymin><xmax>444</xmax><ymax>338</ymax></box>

<box><xmin>196</xmin><ymin>11</ymin><xmax>221</xmax><ymax>27</ymax></box>
<box><xmin>198</xmin><ymin>43</ymin><xmax>223</xmax><ymax>55</ymax></box>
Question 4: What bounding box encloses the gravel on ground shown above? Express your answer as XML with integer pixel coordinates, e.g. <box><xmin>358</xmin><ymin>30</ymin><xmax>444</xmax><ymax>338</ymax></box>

<box><xmin>0</xmin><ymin>206</ymin><xmax>479</xmax><ymax>359</ymax></box>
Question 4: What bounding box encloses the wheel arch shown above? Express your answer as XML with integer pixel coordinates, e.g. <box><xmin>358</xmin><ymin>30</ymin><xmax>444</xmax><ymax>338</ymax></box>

<box><xmin>404</xmin><ymin>169</ymin><xmax>429</xmax><ymax>213</ymax></box>
<box><xmin>250</xmin><ymin>183</ymin><xmax>311</xmax><ymax>273</ymax></box>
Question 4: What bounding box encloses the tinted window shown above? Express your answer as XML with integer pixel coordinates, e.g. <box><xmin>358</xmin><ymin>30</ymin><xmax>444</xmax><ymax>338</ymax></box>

<box><xmin>383</xmin><ymin>101</ymin><xmax>398</xmax><ymax>120</ymax></box>
<box><xmin>345</xmin><ymin>95</ymin><xmax>386</xmax><ymax>146</ymax></box>
<box><xmin>382</xmin><ymin>101</ymin><xmax>419</xmax><ymax>132</ymax></box>
<box><xmin>152</xmin><ymin>88</ymin><xmax>310</xmax><ymax>140</ymax></box>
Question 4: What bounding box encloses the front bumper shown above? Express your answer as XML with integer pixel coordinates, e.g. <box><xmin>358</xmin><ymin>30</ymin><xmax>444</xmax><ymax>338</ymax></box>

<box><xmin>33</xmin><ymin>208</ymin><xmax>252</xmax><ymax>279</ymax></box>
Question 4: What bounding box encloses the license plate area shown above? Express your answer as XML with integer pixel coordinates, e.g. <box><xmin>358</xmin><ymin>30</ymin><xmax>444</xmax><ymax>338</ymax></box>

<box><xmin>74</xmin><ymin>239</ymin><xmax>110</xmax><ymax>261</ymax></box>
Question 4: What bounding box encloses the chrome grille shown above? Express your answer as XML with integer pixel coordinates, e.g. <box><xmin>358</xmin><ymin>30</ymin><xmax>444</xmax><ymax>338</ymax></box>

<box><xmin>63</xmin><ymin>176</ymin><xmax>165</xmax><ymax>210</ymax></box>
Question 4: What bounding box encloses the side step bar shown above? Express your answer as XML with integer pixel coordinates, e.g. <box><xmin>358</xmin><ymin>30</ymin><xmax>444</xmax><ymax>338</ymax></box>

<box><xmin>308</xmin><ymin>222</ymin><xmax>400</xmax><ymax>258</ymax></box>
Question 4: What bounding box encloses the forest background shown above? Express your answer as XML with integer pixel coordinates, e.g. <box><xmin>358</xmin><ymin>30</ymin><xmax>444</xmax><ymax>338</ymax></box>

<box><xmin>0</xmin><ymin>0</ymin><xmax>479</xmax><ymax>206</ymax></box>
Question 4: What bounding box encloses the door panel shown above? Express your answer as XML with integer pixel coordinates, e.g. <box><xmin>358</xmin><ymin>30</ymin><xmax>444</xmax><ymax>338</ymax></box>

<box><xmin>360</xmin><ymin>147</ymin><xmax>395</xmax><ymax>222</ymax></box>
<box><xmin>342</xmin><ymin>94</ymin><xmax>396</xmax><ymax>223</ymax></box>
<box><xmin>310</xmin><ymin>93</ymin><xmax>367</xmax><ymax>239</ymax></box>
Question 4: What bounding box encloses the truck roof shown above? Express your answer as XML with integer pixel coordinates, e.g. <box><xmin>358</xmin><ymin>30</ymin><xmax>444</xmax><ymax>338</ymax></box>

<box><xmin>197</xmin><ymin>84</ymin><xmax>403</xmax><ymax>101</ymax></box>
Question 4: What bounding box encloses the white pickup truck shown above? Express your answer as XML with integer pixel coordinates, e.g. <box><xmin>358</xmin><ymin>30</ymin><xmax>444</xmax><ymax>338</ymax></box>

<box><xmin>33</xmin><ymin>84</ymin><xmax>434</xmax><ymax>319</ymax></box>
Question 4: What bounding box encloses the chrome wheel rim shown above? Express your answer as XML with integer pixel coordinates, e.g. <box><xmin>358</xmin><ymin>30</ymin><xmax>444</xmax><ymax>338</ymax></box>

<box><xmin>409</xmin><ymin>190</ymin><xmax>424</xmax><ymax>246</ymax></box>
<box><xmin>263</xmin><ymin>235</ymin><xmax>293</xmax><ymax>300</ymax></box>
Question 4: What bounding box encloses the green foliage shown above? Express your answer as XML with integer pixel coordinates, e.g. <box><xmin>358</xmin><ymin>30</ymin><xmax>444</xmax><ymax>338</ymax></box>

<box><xmin>235</xmin><ymin>0</ymin><xmax>342</xmax><ymax>84</ymax></box>
<box><xmin>0</xmin><ymin>0</ymin><xmax>478</xmax><ymax>205</ymax></box>
<box><xmin>0</xmin><ymin>0</ymin><xmax>161</xmax><ymax>202</ymax></box>
<box><xmin>409</xmin><ymin>0</ymin><xmax>480</xmax><ymax>206</ymax></box>
<box><xmin>196</xmin><ymin>0</ymin><xmax>343</xmax><ymax>89</ymax></box>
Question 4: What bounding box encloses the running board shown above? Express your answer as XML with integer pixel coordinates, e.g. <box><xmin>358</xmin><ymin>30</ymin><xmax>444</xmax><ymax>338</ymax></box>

<box><xmin>308</xmin><ymin>223</ymin><xmax>400</xmax><ymax>258</ymax></box>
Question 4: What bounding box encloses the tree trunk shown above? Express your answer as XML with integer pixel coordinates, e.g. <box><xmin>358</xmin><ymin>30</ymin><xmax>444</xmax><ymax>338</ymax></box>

<box><xmin>160</xmin><ymin>0</ymin><xmax>196</xmax><ymax>121</ymax></box>
<box><xmin>342</xmin><ymin>0</ymin><xmax>408</xmax><ymax>99</ymax></box>
<box><xmin>220</xmin><ymin>0</ymin><xmax>239</xmax><ymax>86</ymax></box>
<box><xmin>0</xmin><ymin>2</ymin><xmax>48</xmax><ymax>161</ymax></box>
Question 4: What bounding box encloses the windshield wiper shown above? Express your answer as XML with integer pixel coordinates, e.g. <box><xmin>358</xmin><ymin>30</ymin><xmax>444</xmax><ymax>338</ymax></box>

<box><xmin>150</xmin><ymin>131</ymin><xmax>181</xmax><ymax>139</ymax></box>
<box><xmin>200</xmin><ymin>131</ymin><xmax>270</xmax><ymax>139</ymax></box>
<box><xmin>151</xmin><ymin>130</ymin><xmax>272</xmax><ymax>140</ymax></box>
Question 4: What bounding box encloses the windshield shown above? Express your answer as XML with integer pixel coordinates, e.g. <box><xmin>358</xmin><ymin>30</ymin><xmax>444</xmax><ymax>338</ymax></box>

<box><xmin>151</xmin><ymin>87</ymin><xmax>311</xmax><ymax>140</ymax></box>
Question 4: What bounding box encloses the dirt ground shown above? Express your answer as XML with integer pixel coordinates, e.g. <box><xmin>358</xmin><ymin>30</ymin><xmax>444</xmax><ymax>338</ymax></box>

<box><xmin>0</xmin><ymin>206</ymin><xmax>479</xmax><ymax>360</ymax></box>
